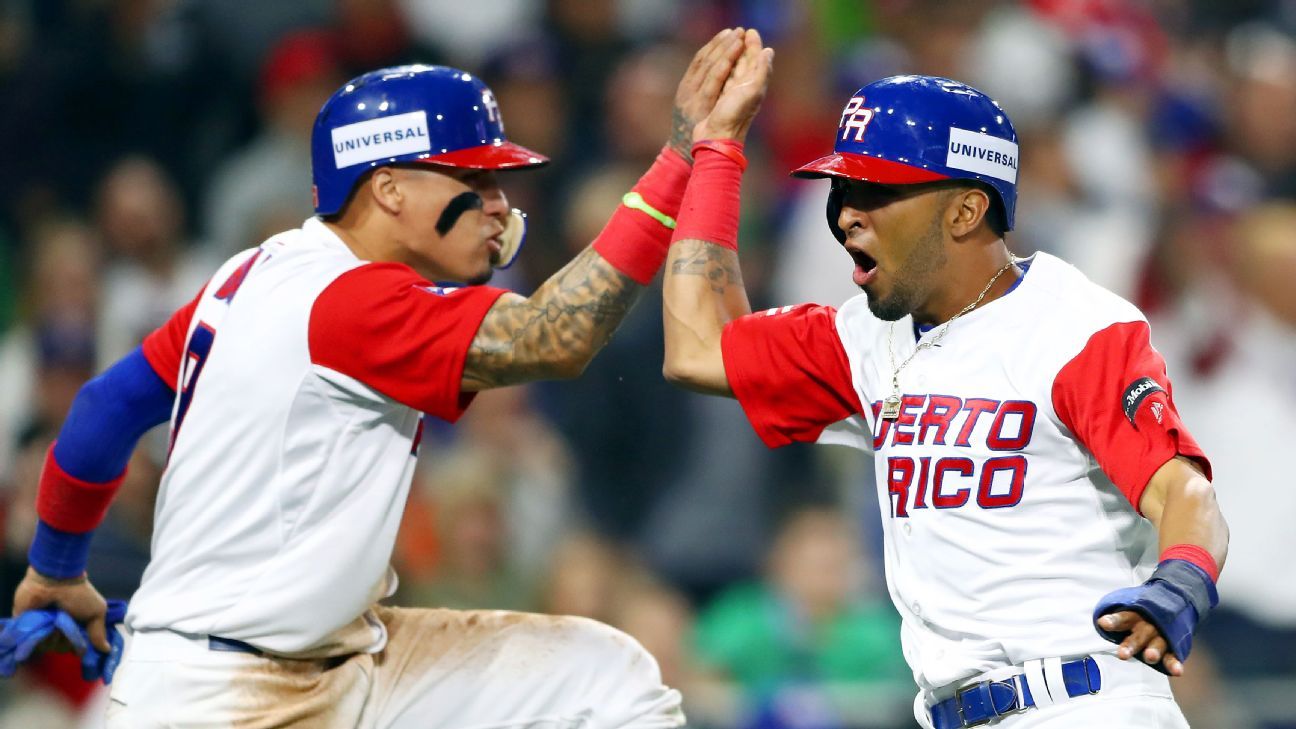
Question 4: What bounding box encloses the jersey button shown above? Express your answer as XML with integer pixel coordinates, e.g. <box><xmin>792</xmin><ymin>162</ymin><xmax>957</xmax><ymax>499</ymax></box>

<box><xmin>912</xmin><ymin>601</ymin><xmax>923</xmax><ymax>617</ymax></box>
<box><xmin>903</xmin><ymin>522</ymin><xmax>913</xmax><ymax>536</ymax></box>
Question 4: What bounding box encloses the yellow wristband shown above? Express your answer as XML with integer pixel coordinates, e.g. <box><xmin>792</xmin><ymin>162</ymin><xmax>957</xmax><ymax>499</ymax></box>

<box><xmin>621</xmin><ymin>192</ymin><xmax>676</xmax><ymax>230</ymax></box>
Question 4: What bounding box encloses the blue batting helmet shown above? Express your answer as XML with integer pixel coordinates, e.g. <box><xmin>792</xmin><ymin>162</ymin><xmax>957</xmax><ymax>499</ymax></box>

<box><xmin>793</xmin><ymin>75</ymin><xmax>1019</xmax><ymax>238</ymax></box>
<box><xmin>311</xmin><ymin>64</ymin><xmax>549</xmax><ymax>216</ymax></box>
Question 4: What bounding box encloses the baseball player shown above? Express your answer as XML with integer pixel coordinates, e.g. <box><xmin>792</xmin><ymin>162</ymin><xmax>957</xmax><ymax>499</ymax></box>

<box><xmin>8</xmin><ymin>29</ymin><xmax>753</xmax><ymax>728</ymax></box>
<box><xmin>662</xmin><ymin>32</ymin><xmax>1228</xmax><ymax>729</ymax></box>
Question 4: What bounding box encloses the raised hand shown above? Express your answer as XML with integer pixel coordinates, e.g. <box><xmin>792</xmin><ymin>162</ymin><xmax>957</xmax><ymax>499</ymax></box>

<box><xmin>693</xmin><ymin>28</ymin><xmax>774</xmax><ymax>144</ymax></box>
<box><xmin>669</xmin><ymin>28</ymin><xmax>746</xmax><ymax>161</ymax></box>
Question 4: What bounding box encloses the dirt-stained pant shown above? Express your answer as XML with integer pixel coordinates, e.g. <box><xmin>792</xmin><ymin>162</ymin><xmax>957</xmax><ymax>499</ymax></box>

<box><xmin>106</xmin><ymin>606</ymin><xmax>685</xmax><ymax>729</ymax></box>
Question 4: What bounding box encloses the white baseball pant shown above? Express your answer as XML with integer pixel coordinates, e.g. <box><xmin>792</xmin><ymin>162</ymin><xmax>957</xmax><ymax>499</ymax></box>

<box><xmin>105</xmin><ymin>606</ymin><xmax>685</xmax><ymax>729</ymax></box>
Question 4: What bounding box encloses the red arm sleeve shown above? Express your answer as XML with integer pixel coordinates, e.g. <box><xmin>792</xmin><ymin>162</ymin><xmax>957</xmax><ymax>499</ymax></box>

<box><xmin>720</xmin><ymin>304</ymin><xmax>863</xmax><ymax>448</ymax></box>
<box><xmin>1052</xmin><ymin>320</ymin><xmax>1211</xmax><ymax>511</ymax></box>
<box><xmin>308</xmin><ymin>263</ymin><xmax>507</xmax><ymax>421</ymax></box>
<box><xmin>140</xmin><ymin>286</ymin><xmax>205</xmax><ymax>387</ymax></box>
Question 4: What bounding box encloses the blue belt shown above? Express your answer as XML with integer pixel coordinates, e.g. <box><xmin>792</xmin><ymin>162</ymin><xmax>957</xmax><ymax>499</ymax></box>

<box><xmin>930</xmin><ymin>657</ymin><xmax>1102</xmax><ymax>729</ymax></box>
<box><xmin>208</xmin><ymin>635</ymin><xmax>263</xmax><ymax>656</ymax></box>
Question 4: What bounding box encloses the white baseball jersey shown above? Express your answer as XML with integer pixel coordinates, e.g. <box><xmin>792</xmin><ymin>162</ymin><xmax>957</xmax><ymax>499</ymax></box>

<box><xmin>128</xmin><ymin>217</ymin><xmax>506</xmax><ymax>656</ymax></box>
<box><xmin>720</xmin><ymin>252</ymin><xmax>1210</xmax><ymax>692</ymax></box>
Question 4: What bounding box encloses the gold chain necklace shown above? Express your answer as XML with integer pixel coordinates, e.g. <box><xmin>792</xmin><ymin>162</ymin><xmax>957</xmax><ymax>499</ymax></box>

<box><xmin>881</xmin><ymin>257</ymin><xmax>1019</xmax><ymax>420</ymax></box>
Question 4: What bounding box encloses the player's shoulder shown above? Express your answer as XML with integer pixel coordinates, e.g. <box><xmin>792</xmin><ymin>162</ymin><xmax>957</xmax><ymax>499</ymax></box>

<box><xmin>1014</xmin><ymin>252</ymin><xmax>1157</xmax><ymax>381</ymax></box>
<box><xmin>1022</xmin><ymin>252</ymin><xmax>1146</xmax><ymax>331</ymax></box>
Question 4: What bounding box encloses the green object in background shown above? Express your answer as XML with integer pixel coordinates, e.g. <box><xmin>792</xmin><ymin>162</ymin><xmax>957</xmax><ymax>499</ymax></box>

<box><xmin>813</xmin><ymin>0</ymin><xmax>876</xmax><ymax>53</ymax></box>
<box><xmin>693</xmin><ymin>582</ymin><xmax>909</xmax><ymax>694</ymax></box>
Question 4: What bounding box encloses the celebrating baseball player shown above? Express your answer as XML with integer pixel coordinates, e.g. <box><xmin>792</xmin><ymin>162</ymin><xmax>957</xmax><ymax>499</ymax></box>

<box><xmin>6</xmin><ymin>29</ymin><xmax>756</xmax><ymax>728</ymax></box>
<box><xmin>663</xmin><ymin>30</ymin><xmax>1228</xmax><ymax>728</ymax></box>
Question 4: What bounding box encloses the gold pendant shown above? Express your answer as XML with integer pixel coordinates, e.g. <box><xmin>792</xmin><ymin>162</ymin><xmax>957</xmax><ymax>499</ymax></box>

<box><xmin>881</xmin><ymin>395</ymin><xmax>902</xmax><ymax>420</ymax></box>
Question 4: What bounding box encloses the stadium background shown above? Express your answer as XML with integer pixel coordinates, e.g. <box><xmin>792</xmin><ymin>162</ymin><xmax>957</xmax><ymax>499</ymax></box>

<box><xmin>0</xmin><ymin>0</ymin><xmax>1293</xmax><ymax>726</ymax></box>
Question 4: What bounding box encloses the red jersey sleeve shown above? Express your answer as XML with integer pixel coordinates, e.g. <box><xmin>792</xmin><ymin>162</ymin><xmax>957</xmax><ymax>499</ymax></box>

<box><xmin>308</xmin><ymin>263</ymin><xmax>507</xmax><ymax>421</ymax></box>
<box><xmin>1052</xmin><ymin>320</ymin><xmax>1211</xmax><ymax>511</ymax></box>
<box><xmin>141</xmin><ymin>286</ymin><xmax>205</xmax><ymax>387</ymax></box>
<box><xmin>721</xmin><ymin>304</ymin><xmax>863</xmax><ymax>448</ymax></box>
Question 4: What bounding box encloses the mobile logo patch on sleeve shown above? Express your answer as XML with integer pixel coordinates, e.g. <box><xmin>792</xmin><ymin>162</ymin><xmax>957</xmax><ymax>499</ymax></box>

<box><xmin>1121</xmin><ymin>376</ymin><xmax>1165</xmax><ymax>426</ymax></box>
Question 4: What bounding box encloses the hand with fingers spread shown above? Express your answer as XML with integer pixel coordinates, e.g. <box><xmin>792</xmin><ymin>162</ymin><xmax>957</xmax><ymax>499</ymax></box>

<box><xmin>693</xmin><ymin>28</ymin><xmax>775</xmax><ymax>144</ymax></box>
<box><xmin>668</xmin><ymin>28</ymin><xmax>747</xmax><ymax>161</ymax></box>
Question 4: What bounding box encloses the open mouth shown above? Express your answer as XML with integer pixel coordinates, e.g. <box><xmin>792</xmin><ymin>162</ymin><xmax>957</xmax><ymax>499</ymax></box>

<box><xmin>850</xmin><ymin>249</ymin><xmax>878</xmax><ymax>287</ymax></box>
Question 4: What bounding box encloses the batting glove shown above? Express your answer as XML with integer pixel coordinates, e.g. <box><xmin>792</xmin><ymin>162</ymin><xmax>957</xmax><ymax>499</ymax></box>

<box><xmin>1093</xmin><ymin>560</ymin><xmax>1218</xmax><ymax>675</ymax></box>
<box><xmin>0</xmin><ymin>598</ymin><xmax>128</xmax><ymax>684</ymax></box>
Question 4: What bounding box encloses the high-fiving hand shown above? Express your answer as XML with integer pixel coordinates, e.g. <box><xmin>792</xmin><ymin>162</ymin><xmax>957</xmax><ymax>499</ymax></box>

<box><xmin>693</xmin><ymin>28</ymin><xmax>774</xmax><ymax>144</ymax></box>
<box><xmin>669</xmin><ymin>28</ymin><xmax>748</xmax><ymax>161</ymax></box>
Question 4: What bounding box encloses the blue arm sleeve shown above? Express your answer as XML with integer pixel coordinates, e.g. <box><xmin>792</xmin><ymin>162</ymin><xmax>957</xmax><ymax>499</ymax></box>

<box><xmin>29</xmin><ymin>347</ymin><xmax>175</xmax><ymax>578</ymax></box>
<box><xmin>51</xmin><ymin>346</ymin><xmax>175</xmax><ymax>481</ymax></box>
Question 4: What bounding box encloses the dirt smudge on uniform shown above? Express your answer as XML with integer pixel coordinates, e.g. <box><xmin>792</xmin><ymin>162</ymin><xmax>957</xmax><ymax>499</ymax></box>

<box><xmin>227</xmin><ymin>652</ymin><xmax>367</xmax><ymax>728</ymax></box>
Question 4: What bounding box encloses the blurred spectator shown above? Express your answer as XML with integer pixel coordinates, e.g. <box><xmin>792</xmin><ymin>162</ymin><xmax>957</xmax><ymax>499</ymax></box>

<box><xmin>1156</xmin><ymin>205</ymin><xmax>1296</xmax><ymax>657</ymax></box>
<box><xmin>544</xmin><ymin>0</ymin><xmax>634</xmax><ymax>161</ymax></box>
<box><xmin>397</xmin><ymin>383</ymin><xmax>573</xmax><ymax>610</ymax></box>
<box><xmin>85</xmin><ymin>446</ymin><xmax>162</xmax><ymax>603</ymax></box>
<box><xmin>397</xmin><ymin>0</ymin><xmax>540</xmax><ymax>68</ymax></box>
<box><xmin>611</xmin><ymin>580</ymin><xmax>699</xmax><ymax>694</ymax></box>
<box><xmin>1223</xmin><ymin>21</ymin><xmax>1296</xmax><ymax>198</ymax></box>
<box><xmin>540</xmin><ymin>532</ymin><xmax>633</xmax><ymax>624</ymax></box>
<box><xmin>333</xmin><ymin>0</ymin><xmax>446</xmax><ymax>76</ymax></box>
<box><xmin>189</xmin><ymin>0</ymin><xmax>333</xmax><ymax>80</ymax></box>
<box><xmin>456</xmin><ymin>387</ymin><xmax>574</xmax><ymax>573</ymax></box>
<box><xmin>0</xmin><ymin>0</ymin><xmax>238</xmax><ymax>225</ymax></box>
<box><xmin>94</xmin><ymin>156</ymin><xmax>214</xmax><ymax>367</ymax></box>
<box><xmin>604</xmin><ymin>44</ymin><xmax>689</xmax><ymax>166</ymax></box>
<box><xmin>401</xmin><ymin>447</ymin><xmax>534</xmax><ymax>612</ymax></box>
<box><xmin>203</xmin><ymin>29</ymin><xmax>345</xmax><ymax>258</ymax></box>
<box><xmin>693</xmin><ymin>508</ymin><xmax>910</xmax><ymax>728</ymax></box>
<box><xmin>0</xmin><ymin>222</ymin><xmax>99</xmax><ymax>482</ymax></box>
<box><xmin>1141</xmin><ymin>202</ymin><xmax>1296</xmax><ymax>727</ymax></box>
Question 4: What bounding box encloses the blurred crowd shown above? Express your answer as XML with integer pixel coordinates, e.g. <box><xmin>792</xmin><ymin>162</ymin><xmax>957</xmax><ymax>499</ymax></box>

<box><xmin>0</xmin><ymin>0</ymin><xmax>1294</xmax><ymax>727</ymax></box>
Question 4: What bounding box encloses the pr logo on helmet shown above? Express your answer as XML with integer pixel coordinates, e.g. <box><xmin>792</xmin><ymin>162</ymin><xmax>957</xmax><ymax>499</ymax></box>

<box><xmin>839</xmin><ymin>96</ymin><xmax>875</xmax><ymax>142</ymax></box>
<box><xmin>482</xmin><ymin>89</ymin><xmax>501</xmax><ymax>125</ymax></box>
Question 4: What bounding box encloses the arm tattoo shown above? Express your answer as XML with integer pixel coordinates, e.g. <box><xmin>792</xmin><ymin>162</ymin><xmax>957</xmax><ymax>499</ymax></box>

<box><xmin>669</xmin><ymin>240</ymin><xmax>742</xmax><ymax>295</ymax></box>
<box><xmin>463</xmin><ymin>248</ymin><xmax>641</xmax><ymax>390</ymax></box>
<box><xmin>668</xmin><ymin>107</ymin><xmax>694</xmax><ymax>162</ymax></box>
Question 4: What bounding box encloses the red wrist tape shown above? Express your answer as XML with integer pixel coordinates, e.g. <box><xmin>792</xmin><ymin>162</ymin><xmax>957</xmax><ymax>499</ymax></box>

<box><xmin>692</xmin><ymin>139</ymin><xmax>748</xmax><ymax>171</ymax></box>
<box><xmin>35</xmin><ymin>442</ymin><xmax>125</xmax><ymax>534</ymax></box>
<box><xmin>671</xmin><ymin>141</ymin><xmax>746</xmax><ymax>251</ymax></box>
<box><xmin>1160</xmin><ymin>543</ymin><xmax>1219</xmax><ymax>583</ymax></box>
<box><xmin>592</xmin><ymin>146</ymin><xmax>691</xmax><ymax>285</ymax></box>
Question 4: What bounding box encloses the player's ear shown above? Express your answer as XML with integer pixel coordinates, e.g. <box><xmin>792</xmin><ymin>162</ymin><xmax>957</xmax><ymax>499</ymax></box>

<box><xmin>369</xmin><ymin>168</ymin><xmax>403</xmax><ymax>215</ymax></box>
<box><xmin>948</xmin><ymin>186</ymin><xmax>991</xmax><ymax>238</ymax></box>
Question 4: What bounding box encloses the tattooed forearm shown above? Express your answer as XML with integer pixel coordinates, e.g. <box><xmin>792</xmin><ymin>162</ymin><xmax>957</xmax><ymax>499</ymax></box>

<box><xmin>668</xmin><ymin>239</ymin><xmax>742</xmax><ymax>294</ymax></box>
<box><xmin>462</xmin><ymin>248</ymin><xmax>641</xmax><ymax>390</ymax></box>
<box><xmin>668</xmin><ymin>107</ymin><xmax>694</xmax><ymax>162</ymax></box>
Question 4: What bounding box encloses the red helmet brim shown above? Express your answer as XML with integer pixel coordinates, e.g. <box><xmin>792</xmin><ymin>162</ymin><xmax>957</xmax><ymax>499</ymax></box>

<box><xmin>791</xmin><ymin>152</ymin><xmax>949</xmax><ymax>184</ymax></box>
<box><xmin>417</xmin><ymin>141</ymin><xmax>550</xmax><ymax>170</ymax></box>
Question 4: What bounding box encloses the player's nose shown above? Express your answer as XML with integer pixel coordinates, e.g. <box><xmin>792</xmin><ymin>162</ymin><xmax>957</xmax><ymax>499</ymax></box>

<box><xmin>837</xmin><ymin>204</ymin><xmax>870</xmax><ymax>241</ymax></box>
<box><xmin>475</xmin><ymin>174</ymin><xmax>510</xmax><ymax>222</ymax></box>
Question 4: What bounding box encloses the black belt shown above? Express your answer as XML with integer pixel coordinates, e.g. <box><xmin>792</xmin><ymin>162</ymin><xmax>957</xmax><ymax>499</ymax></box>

<box><xmin>930</xmin><ymin>656</ymin><xmax>1102</xmax><ymax>729</ymax></box>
